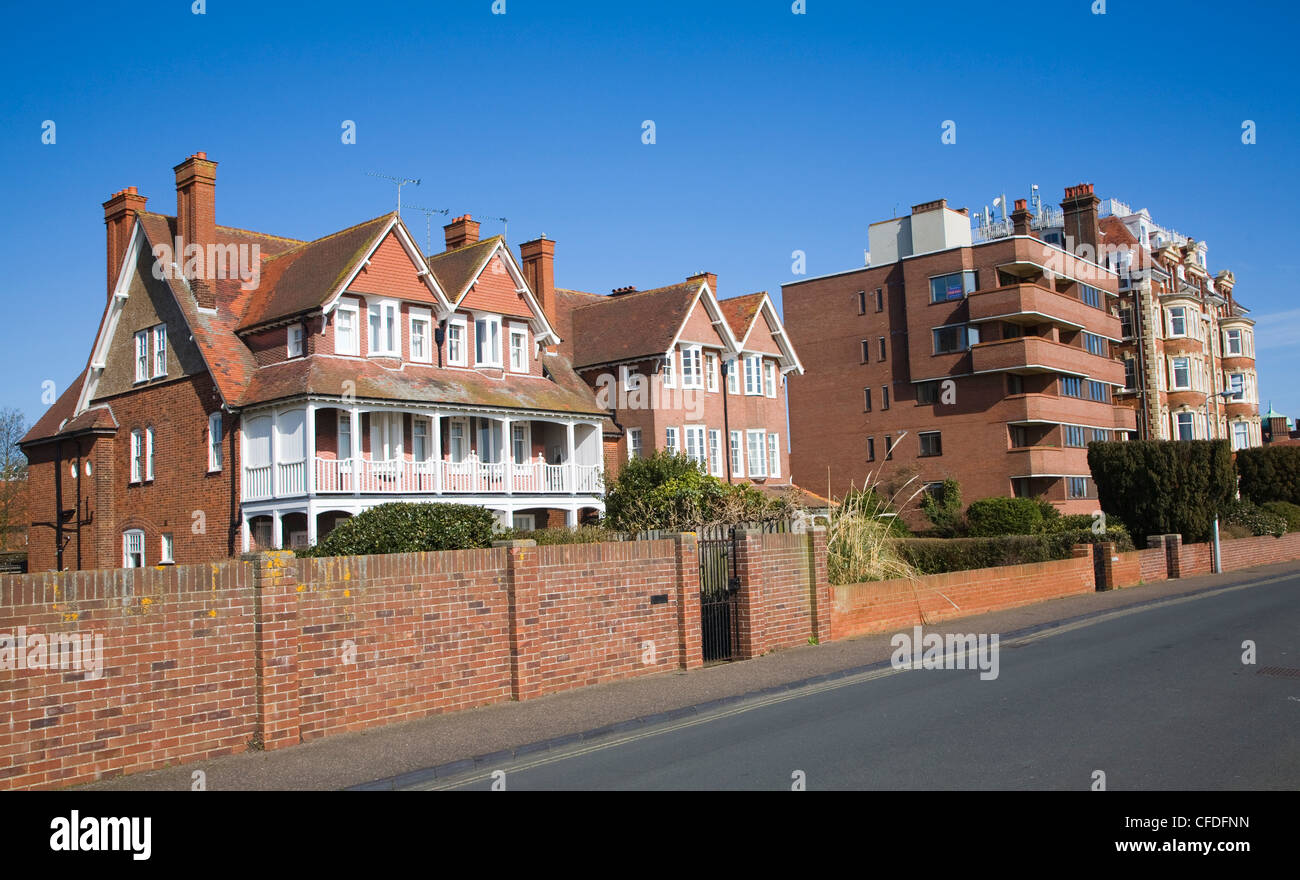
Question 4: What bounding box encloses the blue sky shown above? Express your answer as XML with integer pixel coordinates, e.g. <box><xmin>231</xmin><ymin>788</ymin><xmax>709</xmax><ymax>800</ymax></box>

<box><xmin>2</xmin><ymin>0</ymin><xmax>1297</xmax><ymax>428</ymax></box>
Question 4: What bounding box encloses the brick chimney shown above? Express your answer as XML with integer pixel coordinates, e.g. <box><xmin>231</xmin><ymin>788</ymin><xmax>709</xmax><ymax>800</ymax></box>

<box><xmin>174</xmin><ymin>152</ymin><xmax>218</xmax><ymax>309</ymax></box>
<box><xmin>1011</xmin><ymin>198</ymin><xmax>1034</xmax><ymax>237</ymax></box>
<box><xmin>1061</xmin><ymin>183</ymin><xmax>1100</xmax><ymax>258</ymax></box>
<box><xmin>102</xmin><ymin>186</ymin><xmax>147</xmax><ymax>304</ymax></box>
<box><xmin>687</xmin><ymin>271</ymin><xmax>718</xmax><ymax>295</ymax></box>
<box><xmin>520</xmin><ymin>235</ymin><xmax>556</xmax><ymax>330</ymax></box>
<box><xmin>443</xmin><ymin>214</ymin><xmax>480</xmax><ymax>251</ymax></box>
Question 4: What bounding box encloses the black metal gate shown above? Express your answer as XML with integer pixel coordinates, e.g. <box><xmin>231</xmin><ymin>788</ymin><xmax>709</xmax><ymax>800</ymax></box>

<box><xmin>699</xmin><ymin>526</ymin><xmax>739</xmax><ymax>662</ymax></box>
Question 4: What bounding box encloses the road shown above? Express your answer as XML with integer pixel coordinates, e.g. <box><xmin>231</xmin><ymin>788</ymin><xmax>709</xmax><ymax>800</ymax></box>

<box><xmin>424</xmin><ymin>571</ymin><xmax>1300</xmax><ymax>790</ymax></box>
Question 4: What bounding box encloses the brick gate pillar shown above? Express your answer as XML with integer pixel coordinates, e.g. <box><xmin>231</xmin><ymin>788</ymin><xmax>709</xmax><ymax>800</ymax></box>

<box><xmin>674</xmin><ymin>532</ymin><xmax>703</xmax><ymax>670</ymax></box>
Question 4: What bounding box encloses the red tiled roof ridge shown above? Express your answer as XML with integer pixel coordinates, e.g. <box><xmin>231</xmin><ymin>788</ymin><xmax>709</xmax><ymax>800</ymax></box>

<box><xmin>569</xmin><ymin>280</ymin><xmax>700</xmax><ymax>311</ymax></box>
<box><xmin>257</xmin><ymin>212</ymin><xmax>396</xmax><ymax>263</ymax></box>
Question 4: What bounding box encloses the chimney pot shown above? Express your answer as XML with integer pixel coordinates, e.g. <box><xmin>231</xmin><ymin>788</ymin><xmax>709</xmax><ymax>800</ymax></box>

<box><xmin>443</xmin><ymin>215</ymin><xmax>480</xmax><ymax>250</ymax></box>
<box><xmin>103</xmin><ymin>185</ymin><xmax>149</xmax><ymax>303</ymax></box>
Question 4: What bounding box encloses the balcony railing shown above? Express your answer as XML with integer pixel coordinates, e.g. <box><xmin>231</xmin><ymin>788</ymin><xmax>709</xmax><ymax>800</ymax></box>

<box><xmin>243</xmin><ymin>454</ymin><xmax>603</xmax><ymax>501</ymax></box>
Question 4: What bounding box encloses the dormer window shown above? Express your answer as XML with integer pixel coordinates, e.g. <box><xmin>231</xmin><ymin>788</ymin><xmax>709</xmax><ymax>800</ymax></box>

<box><xmin>287</xmin><ymin>323</ymin><xmax>304</xmax><ymax>358</ymax></box>
<box><xmin>368</xmin><ymin>300</ymin><xmax>400</xmax><ymax>356</ymax></box>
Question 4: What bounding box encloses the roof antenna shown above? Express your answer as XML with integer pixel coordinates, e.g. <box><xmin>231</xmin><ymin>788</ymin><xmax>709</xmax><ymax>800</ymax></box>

<box><xmin>367</xmin><ymin>171</ymin><xmax>421</xmax><ymax>213</ymax></box>
<box><xmin>403</xmin><ymin>204</ymin><xmax>450</xmax><ymax>252</ymax></box>
<box><xmin>467</xmin><ymin>212</ymin><xmax>510</xmax><ymax>242</ymax></box>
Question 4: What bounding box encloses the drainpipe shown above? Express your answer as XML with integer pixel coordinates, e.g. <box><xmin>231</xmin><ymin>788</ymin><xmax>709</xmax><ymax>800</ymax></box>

<box><xmin>721</xmin><ymin>358</ymin><xmax>733</xmax><ymax>484</ymax></box>
<box><xmin>54</xmin><ymin>438</ymin><xmax>64</xmax><ymax>570</ymax></box>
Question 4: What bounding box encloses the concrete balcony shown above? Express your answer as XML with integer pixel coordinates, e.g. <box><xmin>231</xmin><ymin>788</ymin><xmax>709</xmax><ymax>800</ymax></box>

<box><xmin>1005</xmin><ymin>445</ymin><xmax>1090</xmax><ymax>476</ymax></box>
<box><xmin>1001</xmin><ymin>393</ymin><xmax>1138</xmax><ymax>431</ymax></box>
<box><xmin>968</xmin><ymin>284</ymin><xmax>1121</xmax><ymax>338</ymax></box>
<box><xmin>971</xmin><ymin>337</ymin><xmax>1126</xmax><ymax>386</ymax></box>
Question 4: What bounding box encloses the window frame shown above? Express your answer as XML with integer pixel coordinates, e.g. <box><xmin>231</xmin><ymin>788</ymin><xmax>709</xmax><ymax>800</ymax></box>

<box><xmin>665</xmin><ymin>426</ymin><xmax>680</xmax><ymax>455</ymax></box>
<box><xmin>705</xmin><ymin>352</ymin><xmax>718</xmax><ymax>392</ymax></box>
<box><xmin>1065</xmin><ymin>425</ymin><xmax>1086</xmax><ymax>448</ymax></box>
<box><xmin>918</xmin><ymin>431</ymin><xmax>942</xmax><ymax>458</ymax></box>
<box><xmin>473</xmin><ymin>313</ymin><xmax>503</xmax><ymax>367</ymax></box>
<box><xmin>446</xmin><ymin>316</ymin><xmax>468</xmax><ymax>366</ymax></box>
<box><xmin>1067</xmin><ymin>476</ymin><xmax>1088</xmax><ymax>499</ymax></box>
<box><xmin>1170</xmin><ymin>357</ymin><xmax>1191</xmax><ymax>390</ymax></box>
<box><xmin>709</xmin><ymin>429</ymin><xmax>722</xmax><ymax>477</ymax></box>
<box><xmin>208</xmin><ymin>412</ymin><xmax>223</xmax><ymax>472</ymax></box>
<box><xmin>160</xmin><ymin>533</ymin><xmax>175</xmax><ymax>565</ymax></box>
<box><xmin>929</xmin><ymin>270</ymin><xmax>977</xmax><ymax>304</ymax></box>
<box><xmin>1167</xmin><ymin>306</ymin><xmax>1187</xmax><ymax>338</ymax></box>
<box><xmin>744</xmin><ymin>355</ymin><xmax>762</xmax><ymax>395</ymax></box>
<box><xmin>152</xmin><ymin>325</ymin><xmax>167</xmax><ymax>377</ymax></box>
<box><xmin>764</xmin><ymin>361</ymin><xmax>777</xmax><ymax>397</ymax></box>
<box><xmin>863</xmin><ymin>387</ymin><xmax>872</xmax><ymax>412</ymax></box>
<box><xmin>130</xmin><ymin>429</ymin><xmax>143</xmax><ymax>483</ymax></box>
<box><xmin>746</xmin><ymin>430</ymin><xmax>767</xmax><ymax>478</ymax></box>
<box><xmin>767</xmin><ymin>433</ymin><xmax>780</xmax><ymax>477</ymax></box>
<box><xmin>367</xmin><ymin>299</ymin><xmax>401</xmax><ymax>357</ymax></box>
<box><xmin>1224</xmin><ymin>328</ymin><xmax>1243</xmax><ymax>356</ymax></box>
<box><xmin>684</xmin><ymin>425</ymin><xmax>707</xmax><ymax>469</ymax></box>
<box><xmin>681</xmin><ymin>344</ymin><xmax>703</xmax><ymax>389</ymax></box>
<box><xmin>134</xmin><ymin>330</ymin><xmax>149</xmax><ymax>383</ymax></box>
<box><xmin>730</xmin><ymin>430</ymin><xmax>744</xmax><ymax>477</ymax></box>
<box><xmin>507</xmin><ymin>321</ymin><xmax>529</xmax><ymax>373</ymax></box>
<box><xmin>287</xmin><ymin>323</ymin><xmax>305</xmax><ymax>359</ymax></box>
<box><xmin>662</xmin><ymin>349</ymin><xmax>676</xmax><ymax>388</ymax></box>
<box><xmin>409</xmin><ymin>308</ymin><xmax>433</xmax><ymax>364</ymax></box>
<box><xmin>726</xmin><ymin>358</ymin><xmax>739</xmax><ymax>394</ymax></box>
<box><xmin>123</xmin><ymin>529</ymin><xmax>145</xmax><ymax>568</ymax></box>
<box><xmin>145</xmin><ymin>426</ymin><xmax>155</xmax><ymax>481</ymax></box>
<box><xmin>932</xmin><ymin>323</ymin><xmax>975</xmax><ymax>355</ymax></box>
<box><xmin>627</xmin><ymin>427</ymin><xmax>642</xmax><ymax>460</ymax></box>
<box><xmin>337</xmin><ymin>411</ymin><xmax>353</xmax><ymax>460</ymax></box>
<box><xmin>335</xmin><ymin>298</ymin><xmax>361</xmax><ymax>356</ymax></box>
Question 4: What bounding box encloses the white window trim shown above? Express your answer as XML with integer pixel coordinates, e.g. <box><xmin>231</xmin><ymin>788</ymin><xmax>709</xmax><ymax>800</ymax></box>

<box><xmin>367</xmin><ymin>298</ymin><xmax>401</xmax><ymax>357</ymax></box>
<box><xmin>335</xmin><ymin>298</ymin><xmax>361</xmax><ymax>356</ymax></box>
<box><xmin>709</xmin><ymin>429</ymin><xmax>722</xmax><ymax>476</ymax></box>
<box><xmin>134</xmin><ymin>330</ymin><xmax>149</xmax><ymax>383</ymax></box>
<box><xmin>665</xmin><ymin>426</ymin><xmax>680</xmax><ymax>454</ymax></box>
<box><xmin>730</xmin><ymin>430</ymin><xmax>744</xmax><ymax>477</ymax></box>
<box><xmin>764</xmin><ymin>361</ymin><xmax>777</xmax><ymax>398</ymax></box>
<box><xmin>627</xmin><ymin>427</ymin><xmax>642</xmax><ymax>461</ymax></box>
<box><xmin>705</xmin><ymin>353</ymin><xmax>718</xmax><ymax>392</ymax></box>
<box><xmin>508</xmin><ymin>321</ymin><xmax>530</xmax><ymax>373</ymax></box>
<box><xmin>681</xmin><ymin>345</ymin><xmax>703</xmax><ymax>389</ymax></box>
<box><xmin>145</xmin><ymin>426</ymin><xmax>155</xmax><ymax>482</ymax></box>
<box><xmin>208</xmin><ymin>412</ymin><xmax>223</xmax><ymax>472</ymax></box>
<box><xmin>152</xmin><ymin>325</ymin><xmax>167</xmax><ymax>378</ymax></box>
<box><xmin>1170</xmin><ymin>357</ymin><xmax>1191</xmax><ymax>391</ymax></box>
<box><xmin>726</xmin><ymin>358</ymin><xmax>739</xmax><ymax>395</ymax></box>
<box><xmin>123</xmin><ymin>529</ymin><xmax>145</xmax><ymax>568</ymax></box>
<box><xmin>409</xmin><ymin>308</ymin><xmax>433</xmax><ymax>364</ymax></box>
<box><xmin>287</xmin><ymin>323</ymin><xmax>305</xmax><ymax>359</ymax></box>
<box><xmin>474</xmin><ymin>313</ymin><xmax>503</xmax><ymax>367</ymax></box>
<box><xmin>662</xmin><ymin>350</ymin><xmax>677</xmax><ymax>388</ymax></box>
<box><xmin>510</xmin><ymin>421</ymin><xmax>532</xmax><ymax>465</ymax></box>
<box><xmin>447</xmin><ymin>315</ymin><xmax>468</xmax><ymax>366</ymax></box>
<box><xmin>1167</xmin><ymin>307</ymin><xmax>1187</xmax><ymax>338</ymax></box>
<box><xmin>684</xmin><ymin>425</ymin><xmax>706</xmax><ymax>468</ymax></box>
<box><xmin>130</xmin><ymin>429</ymin><xmax>143</xmax><ymax>483</ymax></box>
<box><xmin>337</xmin><ymin>411</ymin><xmax>354</xmax><ymax>460</ymax></box>
<box><xmin>746</xmin><ymin>429</ymin><xmax>767</xmax><ymax>478</ymax></box>
<box><xmin>160</xmin><ymin>533</ymin><xmax>175</xmax><ymax>564</ymax></box>
<box><xmin>767</xmin><ymin>433</ymin><xmax>780</xmax><ymax>477</ymax></box>
<box><xmin>744</xmin><ymin>355</ymin><xmax>762</xmax><ymax>396</ymax></box>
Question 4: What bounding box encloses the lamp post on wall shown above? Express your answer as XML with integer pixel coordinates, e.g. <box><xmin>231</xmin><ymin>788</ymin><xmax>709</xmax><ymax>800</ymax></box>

<box><xmin>1211</xmin><ymin>388</ymin><xmax>1240</xmax><ymax>573</ymax></box>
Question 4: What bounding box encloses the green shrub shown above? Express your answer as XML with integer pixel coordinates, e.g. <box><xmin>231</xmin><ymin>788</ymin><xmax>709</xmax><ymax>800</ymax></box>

<box><xmin>1261</xmin><ymin>501</ymin><xmax>1300</xmax><ymax>533</ymax></box>
<box><xmin>603</xmin><ymin>451</ymin><xmax>797</xmax><ymax>532</ymax></box>
<box><xmin>522</xmin><ymin>525</ymin><xmax>618</xmax><ymax>545</ymax></box>
<box><xmin>965</xmin><ymin>496</ymin><xmax>1044</xmax><ymax>536</ymax></box>
<box><xmin>1236</xmin><ymin>445</ymin><xmax>1300</xmax><ymax>506</ymax></box>
<box><xmin>297</xmin><ymin>502</ymin><xmax>501</xmax><ymax>557</ymax></box>
<box><xmin>890</xmin><ymin>529</ymin><xmax>1133</xmax><ymax>576</ymax></box>
<box><xmin>920</xmin><ymin>477</ymin><xmax>963</xmax><ymax>537</ymax></box>
<box><xmin>827</xmin><ymin>487</ymin><xmax>917</xmax><ymax>585</ymax></box>
<box><xmin>1221</xmin><ymin>499</ymin><xmax>1286</xmax><ymax>538</ymax></box>
<box><xmin>1088</xmin><ymin>440</ymin><xmax>1235</xmax><ymax>544</ymax></box>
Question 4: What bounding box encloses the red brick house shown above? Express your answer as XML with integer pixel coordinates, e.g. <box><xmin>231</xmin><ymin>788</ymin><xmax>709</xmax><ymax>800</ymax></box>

<box><xmin>21</xmin><ymin>153</ymin><xmax>607</xmax><ymax>571</ymax></box>
<box><xmin>550</xmin><ymin>269</ymin><xmax>804</xmax><ymax>489</ymax></box>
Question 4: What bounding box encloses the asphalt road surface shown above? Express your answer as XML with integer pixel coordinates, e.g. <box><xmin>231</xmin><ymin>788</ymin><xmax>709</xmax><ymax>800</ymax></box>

<box><xmin>424</xmin><ymin>571</ymin><xmax>1300</xmax><ymax>790</ymax></box>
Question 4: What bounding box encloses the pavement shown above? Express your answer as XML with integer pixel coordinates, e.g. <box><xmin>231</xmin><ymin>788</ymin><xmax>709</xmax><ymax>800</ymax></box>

<box><xmin>78</xmin><ymin>558</ymin><xmax>1300</xmax><ymax>791</ymax></box>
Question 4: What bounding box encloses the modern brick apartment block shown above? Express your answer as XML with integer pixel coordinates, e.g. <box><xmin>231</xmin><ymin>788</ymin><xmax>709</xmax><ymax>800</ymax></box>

<box><xmin>1090</xmin><ymin>200</ymin><xmax>1260</xmax><ymax>449</ymax></box>
<box><xmin>784</xmin><ymin>187</ymin><xmax>1136</xmax><ymax>515</ymax></box>
<box><xmin>550</xmin><ymin>270</ymin><xmax>804</xmax><ymax>493</ymax></box>
<box><xmin>22</xmin><ymin>154</ymin><xmax>608</xmax><ymax>572</ymax></box>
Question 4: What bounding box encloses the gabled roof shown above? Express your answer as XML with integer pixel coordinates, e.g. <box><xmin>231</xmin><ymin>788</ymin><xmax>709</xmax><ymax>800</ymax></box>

<box><xmin>22</xmin><ymin>369</ymin><xmax>117</xmax><ymax>446</ymax></box>
<box><xmin>238</xmin><ymin>213</ymin><xmax>398</xmax><ymax>330</ymax></box>
<box><xmin>567</xmin><ymin>282</ymin><xmax>708</xmax><ymax>369</ymax></box>
<box><xmin>425</xmin><ymin>236</ymin><xmax>505</xmax><ymax>303</ymax></box>
<box><xmin>718</xmin><ymin>292</ymin><xmax>766</xmax><ymax>343</ymax></box>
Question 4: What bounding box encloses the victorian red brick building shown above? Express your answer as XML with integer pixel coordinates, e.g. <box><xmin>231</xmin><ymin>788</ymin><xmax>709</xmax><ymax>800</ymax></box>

<box><xmin>22</xmin><ymin>153</ymin><xmax>608</xmax><ymax>571</ymax></box>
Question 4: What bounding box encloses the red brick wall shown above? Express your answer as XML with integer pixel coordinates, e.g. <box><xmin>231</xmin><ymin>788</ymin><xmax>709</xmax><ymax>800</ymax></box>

<box><xmin>734</xmin><ymin>528</ymin><xmax>830</xmax><ymax>657</ymax></box>
<box><xmin>0</xmin><ymin>560</ymin><xmax>256</xmax><ymax>790</ymax></box>
<box><xmin>832</xmin><ymin>552</ymin><xmax>1095</xmax><ymax>639</ymax></box>
<box><xmin>1179</xmin><ymin>541</ymin><xmax>1213</xmax><ymax>577</ymax></box>
<box><xmin>1218</xmin><ymin>532</ymin><xmax>1300</xmax><ymax>572</ymax></box>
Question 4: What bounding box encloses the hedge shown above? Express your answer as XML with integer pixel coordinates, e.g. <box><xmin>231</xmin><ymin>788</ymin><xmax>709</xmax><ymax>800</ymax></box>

<box><xmin>296</xmin><ymin>502</ymin><xmax>501</xmax><ymax>557</ymax></box>
<box><xmin>890</xmin><ymin>529</ymin><xmax>1133</xmax><ymax>576</ymax></box>
<box><xmin>1236</xmin><ymin>445</ymin><xmax>1300</xmax><ymax>506</ymax></box>
<box><xmin>1088</xmin><ymin>439</ymin><xmax>1235</xmax><ymax>544</ymax></box>
<box><xmin>965</xmin><ymin>496</ymin><xmax>1044</xmax><ymax>536</ymax></box>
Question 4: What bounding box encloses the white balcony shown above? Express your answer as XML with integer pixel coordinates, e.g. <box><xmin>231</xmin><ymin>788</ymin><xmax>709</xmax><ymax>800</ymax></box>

<box><xmin>301</xmin><ymin>454</ymin><xmax>602</xmax><ymax>497</ymax></box>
